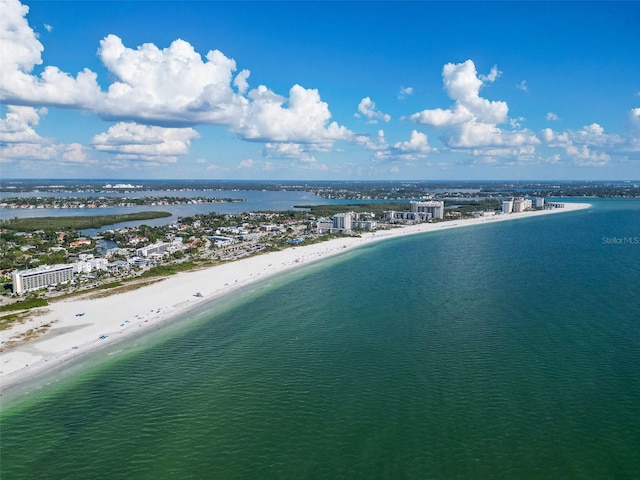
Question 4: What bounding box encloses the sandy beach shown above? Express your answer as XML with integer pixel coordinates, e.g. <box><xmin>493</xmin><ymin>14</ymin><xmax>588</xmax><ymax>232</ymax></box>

<box><xmin>0</xmin><ymin>202</ymin><xmax>590</xmax><ymax>395</ymax></box>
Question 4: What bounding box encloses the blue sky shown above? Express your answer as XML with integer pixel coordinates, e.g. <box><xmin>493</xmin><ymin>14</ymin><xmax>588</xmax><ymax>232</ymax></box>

<box><xmin>1</xmin><ymin>1</ymin><xmax>639</xmax><ymax>180</ymax></box>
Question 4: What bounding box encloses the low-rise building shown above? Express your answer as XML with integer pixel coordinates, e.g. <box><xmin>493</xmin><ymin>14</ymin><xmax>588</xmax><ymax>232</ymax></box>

<box><xmin>70</xmin><ymin>238</ymin><xmax>92</xmax><ymax>248</ymax></box>
<box><xmin>352</xmin><ymin>220</ymin><xmax>377</xmax><ymax>231</ymax></box>
<box><xmin>210</xmin><ymin>236</ymin><xmax>235</xmax><ymax>245</ymax></box>
<box><xmin>12</xmin><ymin>263</ymin><xmax>74</xmax><ymax>294</ymax></box>
<box><xmin>383</xmin><ymin>211</ymin><xmax>431</xmax><ymax>223</ymax></box>
<box><xmin>73</xmin><ymin>258</ymin><xmax>108</xmax><ymax>273</ymax></box>
<box><xmin>316</xmin><ymin>218</ymin><xmax>333</xmax><ymax>234</ymax></box>
<box><xmin>135</xmin><ymin>239</ymin><xmax>184</xmax><ymax>257</ymax></box>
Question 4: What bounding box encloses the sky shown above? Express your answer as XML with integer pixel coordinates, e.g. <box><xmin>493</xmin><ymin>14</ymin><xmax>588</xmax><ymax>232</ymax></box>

<box><xmin>0</xmin><ymin>1</ymin><xmax>639</xmax><ymax>181</ymax></box>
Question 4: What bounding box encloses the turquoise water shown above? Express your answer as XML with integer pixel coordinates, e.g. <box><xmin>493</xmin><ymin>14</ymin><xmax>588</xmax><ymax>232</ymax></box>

<box><xmin>2</xmin><ymin>200</ymin><xmax>639</xmax><ymax>479</ymax></box>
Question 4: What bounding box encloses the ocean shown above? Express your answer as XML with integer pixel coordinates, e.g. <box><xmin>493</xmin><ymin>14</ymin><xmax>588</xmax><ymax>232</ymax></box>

<box><xmin>1</xmin><ymin>199</ymin><xmax>639</xmax><ymax>479</ymax></box>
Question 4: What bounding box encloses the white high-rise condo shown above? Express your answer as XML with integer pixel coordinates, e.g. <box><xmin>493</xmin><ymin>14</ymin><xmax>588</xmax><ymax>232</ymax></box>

<box><xmin>409</xmin><ymin>201</ymin><xmax>444</xmax><ymax>220</ymax></box>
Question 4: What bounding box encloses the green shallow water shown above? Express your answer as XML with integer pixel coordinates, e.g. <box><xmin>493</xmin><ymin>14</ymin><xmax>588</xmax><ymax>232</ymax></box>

<box><xmin>1</xmin><ymin>199</ymin><xmax>639</xmax><ymax>479</ymax></box>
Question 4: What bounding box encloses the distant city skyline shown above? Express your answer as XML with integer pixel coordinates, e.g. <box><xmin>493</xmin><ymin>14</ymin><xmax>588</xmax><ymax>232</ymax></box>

<box><xmin>1</xmin><ymin>0</ymin><xmax>639</xmax><ymax>180</ymax></box>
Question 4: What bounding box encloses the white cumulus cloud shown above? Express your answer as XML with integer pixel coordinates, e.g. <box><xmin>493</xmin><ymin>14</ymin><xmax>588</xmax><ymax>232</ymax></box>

<box><xmin>479</xmin><ymin>65</ymin><xmax>501</xmax><ymax>83</ymax></box>
<box><xmin>0</xmin><ymin>105</ymin><xmax>94</xmax><ymax>166</ymax></box>
<box><xmin>91</xmin><ymin>122</ymin><xmax>200</xmax><ymax>162</ymax></box>
<box><xmin>0</xmin><ymin>0</ymin><xmax>103</xmax><ymax>109</ymax></box>
<box><xmin>398</xmin><ymin>86</ymin><xmax>413</xmax><ymax>99</ymax></box>
<box><xmin>1</xmin><ymin>0</ymin><xmax>353</xmax><ymax>154</ymax></box>
<box><xmin>97</xmin><ymin>34</ymin><xmax>248</xmax><ymax>126</ymax></box>
<box><xmin>537</xmin><ymin>123</ymin><xmax>626</xmax><ymax>166</ymax></box>
<box><xmin>237</xmin><ymin>158</ymin><xmax>276</xmax><ymax>171</ymax></box>
<box><xmin>0</xmin><ymin>105</ymin><xmax>46</xmax><ymax>144</ymax></box>
<box><xmin>263</xmin><ymin>142</ymin><xmax>316</xmax><ymax>163</ymax></box>
<box><xmin>355</xmin><ymin>97</ymin><xmax>391</xmax><ymax>124</ymax></box>
<box><xmin>393</xmin><ymin>130</ymin><xmax>431</xmax><ymax>153</ymax></box>
<box><xmin>371</xmin><ymin>130</ymin><xmax>433</xmax><ymax>162</ymax></box>
<box><xmin>408</xmin><ymin>59</ymin><xmax>538</xmax><ymax>152</ymax></box>
<box><xmin>236</xmin><ymin>84</ymin><xmax>352</xmax><ymax>146</ymax></box>
<box><xmin>546</xmin><ymin>112</ymin><xmax>560</xmax><ymax>121</ymax></box>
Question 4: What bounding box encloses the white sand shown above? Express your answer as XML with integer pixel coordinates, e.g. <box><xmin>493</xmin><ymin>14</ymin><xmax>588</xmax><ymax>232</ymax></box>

<box><xmin>0</xmin><ymin>202</ymin><xmax>590</xmax><ymax>393</ymax></box>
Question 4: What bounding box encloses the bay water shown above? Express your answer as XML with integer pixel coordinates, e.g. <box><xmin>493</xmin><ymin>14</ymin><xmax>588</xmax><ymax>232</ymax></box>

<box><xmin>1</xmin><ymin>199</ymin><xmax>639</xmax><ymax>479</ymax></box>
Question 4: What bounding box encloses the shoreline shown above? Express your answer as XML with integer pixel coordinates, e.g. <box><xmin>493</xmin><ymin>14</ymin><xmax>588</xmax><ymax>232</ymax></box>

<box><xmin>0</xmin><ymin>202</ymin><xmax>590</xmax><ymax>398</ymax></box>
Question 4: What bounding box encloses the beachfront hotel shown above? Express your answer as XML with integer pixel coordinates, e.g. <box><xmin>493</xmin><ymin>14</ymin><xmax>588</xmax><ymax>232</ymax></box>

<box><xmin>383</xmin><ymin>210</ymin><xmax>431</xmax><ymax>223</ymax></box>
<box><xmin>502</xmin><ymin>197</ymin><xmax>533</xmax><ymax>214</ymax></box>
<box><xmin>410</xmin><ymin>201</ymin><xmax>445</xmax><ymax>220</ymax></box>
<box><xmin>332</xmin><ymin>213</ymin><xmax>352</xmax><ymax>233</ymax></box>
<box><xmin>502</xmin><ymin>199</ymin><xmax>514</xmax><ymax>214</ymax></box>
<box><xmin>12</xmin><ymin>264</ymin><xmax>74</xmax><ymax>295</ymax></box>
<box><xmin>383</xmin><ymin>200</ymin><xmax>445</xmax><ymax>224</ymax></box>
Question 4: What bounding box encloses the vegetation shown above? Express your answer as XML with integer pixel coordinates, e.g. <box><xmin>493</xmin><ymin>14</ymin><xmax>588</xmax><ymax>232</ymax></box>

<box><xmin>294</xmin><ymin>202</ymin><xmax>409</xmax><ymax>218</ymax></box>
<box><xmin>138</xmin><ymin>261</ymin><xmax>202</xmax><ymax>278</ymax></box>
<box><xmin>0</xmin><ymin>297</ymin><xmax>48</xmax><ymax>312</ymax></box>
<box><xmin>444</xmin><ymin>200</ymin><xmax>502</xmax><ymax>215</ymax></box>
<box><xmin>95</xmin><ymin>281</ymin><xmax>124</xmax><ymax>290</ymax></box>
<box><xmin>0</xmin><ymin>312</ymin><xmax>24</xmax><ymax>331</ymax></box>
<box><xmin>1</xmin><ymin>211</ymin><xmax>172</xmax><ymax>232</ymax></box>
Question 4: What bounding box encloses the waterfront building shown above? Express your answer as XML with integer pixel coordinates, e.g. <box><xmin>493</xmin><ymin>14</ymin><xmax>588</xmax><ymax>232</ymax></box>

<box><xmin>513</xmin><ymin>198</ymin><xmax>526</xmax><ymax>213</ymax></box>
<box><xmin>12</xmin><ymin>264</ymin><xmax>74</xmax><ymax>294</ymax></box>
<box><xmin>129</xmin><ymin>257</ymin><xmax>152</xmax><ymax>267</ymax></box>
<box><xmin>136</xmin><ymin>242</ymin><xmax>171</xmax><ymax>257</ymax></box>
<box><xmin>69</xmin><ymin>238</ymin><xmax>92</xmax><ymax>248</ymax></box>
<box><xmin>135</xmin><ymin>239</ymin><xmax>184</xmax><ymax>257</ymax></box>
<box><xmin>535</xmin><ymin>197</ymin><xmax>545</xmax><ymax>208</ymax></box>
<box><xmin>410</xmin><ymin>201</ymin><xmax>444</xmax><ymax>220</ymax></box>
<box><xmin>107</xmin><ymin>260</ymin><xmax>131</xmax><ymax>271</ymax></box>
<box><xmin>73</xmin><ymin>258</ymin><xmax>108</xmax><ymax>274</ymax></box>
<box><xmin>210</xmin><ymin>236</ymin><xmax>234</xmax><ymax>245</ymax></box>
<box><xmin>387</xmin><ymin>211</ymin><xmax>431</xmax><ymax>223</ymax></box>
<box><xmin>512</xmin><ymin>198</ymin><xmax>533</xmax><ymax>212</ymax></box>
<box><xmin>315</xmin><ymin>218</ymin><xmax>333</xmax><ymax>234</ymax></box>
<box><xmin>473</xmin><ymin>211</ymin><xmax>496</xmax><ymax>218</ymax></box>
<box><xmin>352</xmin><ymin>220</ymin><xmax>377</xmax><ymax>231</ymax></box>
<box><xmin>382</xmin><ymin>211</ymin><xmax>431</xmax><ymax>223</ymax></box>
<box><xmin>105</xmin><ymin>247</ymin><xmax>125</xmax><ymax>258</ymax></box>
<box><xmin>503</xmin><ymin>197</ymin><xmax>532</xmax><ymax>214</ymax></box>
<box><xmin>73</xmin><ymin>262</ymin><xmax>92</xmax><ymax>274</ymax></box>
<box><xmin>383</xmin><ymin>210</ymin><xmax>397</xmax><ymax>222</ymax></box>
<box><xmin>332</xmin><ymin>213</ymin><xmax>352</xmax><ymax>233</ymax></box>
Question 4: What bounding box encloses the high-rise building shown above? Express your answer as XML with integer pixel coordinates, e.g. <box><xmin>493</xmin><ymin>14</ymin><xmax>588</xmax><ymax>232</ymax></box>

<box><xmin>513</xmin><ymin>198</ymin><xmax>525</xmax><ymax>213</ymax></box>
<box><xmin>409</xmin><ymin>201</ymin><xmax>444</xmax><ymax>220</ymax></box>
<box><xmin>332</xmin><ymin>213</ymin><xmax>352</xmax><ymax>232</ymax></box>
<box><xmin>502</xmin><ymin>199</ymin><xmax>514</xmax><ymax>214</ymax></box>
